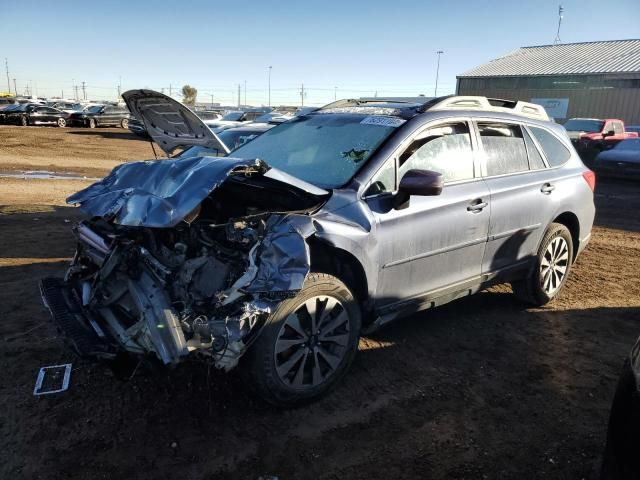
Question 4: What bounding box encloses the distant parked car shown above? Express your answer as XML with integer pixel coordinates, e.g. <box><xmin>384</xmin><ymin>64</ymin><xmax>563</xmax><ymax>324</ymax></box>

<box><xmin>0</xmin><ymin>103</ymin><xmax>23</xmax><ymax>124</ymax></box>
<box><xmin>203</xmin><ymin>108</ymin><xmax>272</xmax><ymax>131</ymax></box>
<box><xmin>3</xmin><ymin>104</ymin><xmax>69</xmax><ymax>127</ymax></box>
<box><xmin>601</xmin><ymin>335</ymin><xmax>640</xmax><ymax>479</ymax></box>
<box><xmin>593</xmin><ymin>139</ymin><xmax>640</xmax><ymax>180</ymax></box>
<box><xmin>67</xmin><ymin>104</ymin><xmax>130</xmax><ymax>128</ymax></box>
<box><xmin>127</xmin><ymin>115</ymin><xmax>148</xmax><ymax>138</ymax></box>
<box><xmin>52</xmin><ymin>102</ymin><xmax>84</xmax><ymax>114</ymax></box>
<box><xmin>565</xmin><ymin>118</ymin><xmax>638</xmax><ymax>166</ymax></box>
<box><xmin>626</xmin><ymin>125</ymin><xmax>640</xmax><ymax>135</ymax></box>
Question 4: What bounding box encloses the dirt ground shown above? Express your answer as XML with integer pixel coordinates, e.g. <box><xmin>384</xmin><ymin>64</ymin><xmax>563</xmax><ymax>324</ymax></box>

<box><xmin>0</xmin><ymin>125</ymin><xmax>639</xmax><ymax>480</ymax></box>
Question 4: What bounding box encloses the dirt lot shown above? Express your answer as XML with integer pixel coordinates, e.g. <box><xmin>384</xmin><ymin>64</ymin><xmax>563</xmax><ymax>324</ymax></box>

<box><xmin>1</xmin><ymin>125</ymin><xmax>639</xmax><ymax>480</ymax></box>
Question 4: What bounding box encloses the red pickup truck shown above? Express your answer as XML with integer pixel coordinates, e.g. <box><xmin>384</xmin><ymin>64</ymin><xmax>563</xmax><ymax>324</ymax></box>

<box><xmin>565</xmin><ymin>118</ymin><xmax>639</xmax><ymax>164</ymax></box>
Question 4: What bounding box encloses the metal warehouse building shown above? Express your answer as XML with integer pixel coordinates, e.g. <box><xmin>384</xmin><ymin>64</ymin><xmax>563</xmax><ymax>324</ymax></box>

<box><xmin>457</xmin><ymin>39</ymin><xmax>640</xmax><ymax>124</ymax></box>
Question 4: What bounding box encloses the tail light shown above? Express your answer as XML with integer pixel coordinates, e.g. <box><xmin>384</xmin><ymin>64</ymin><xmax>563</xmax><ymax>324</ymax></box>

<box><xmin>582</xmin><ymin>170</ymin><xmax>596</xmax><ymax>192</ymax></box>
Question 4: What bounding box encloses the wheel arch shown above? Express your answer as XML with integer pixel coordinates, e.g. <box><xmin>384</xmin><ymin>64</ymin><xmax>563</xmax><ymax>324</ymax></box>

<box><xmin>552</xmin><ymin>211</ymin><xmax>580</xmax><ymax>261</ymax></box>
<box><xmin>307</xmin><ymin>238</ymin><xmax>372</xmax><ymax>323</ymax></box>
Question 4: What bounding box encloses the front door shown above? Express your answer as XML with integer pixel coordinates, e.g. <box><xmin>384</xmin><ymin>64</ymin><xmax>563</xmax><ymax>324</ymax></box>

<box><xmin>364</xmin><ymin>120</ymin><xmax>490</xmax><ymax>307</ymax></box>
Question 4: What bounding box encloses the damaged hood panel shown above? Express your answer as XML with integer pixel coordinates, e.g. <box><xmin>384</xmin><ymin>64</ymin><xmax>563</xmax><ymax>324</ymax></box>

<box><xmin>66</xmin><ymin>156</ymin><xmax>327</xmax><ymax>228</ymax></box>
<box><xmin>122</xmin><ymin>89</ymin><xmax>230</xmax><ymax>155</ymax></box>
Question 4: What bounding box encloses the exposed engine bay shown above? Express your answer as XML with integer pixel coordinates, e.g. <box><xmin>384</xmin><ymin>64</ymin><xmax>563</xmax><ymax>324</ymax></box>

<box><xmin>41</xmin><ymin>156</ymin><xmax>326</xmax><ymax>371</ymax></box>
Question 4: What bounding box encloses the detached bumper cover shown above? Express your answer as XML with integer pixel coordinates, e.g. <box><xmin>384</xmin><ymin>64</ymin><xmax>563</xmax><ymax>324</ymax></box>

<box><xmin>39</xmin><ymin>277</ymin><xmax>115</xmax><ymax>359</ymax></box>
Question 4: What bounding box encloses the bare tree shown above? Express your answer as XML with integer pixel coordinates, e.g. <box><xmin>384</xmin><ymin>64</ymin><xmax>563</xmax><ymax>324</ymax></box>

<box><xmin>181</xmin><ymin>85</ymin><xmax>198</xmax><ymax>106</ymax></box>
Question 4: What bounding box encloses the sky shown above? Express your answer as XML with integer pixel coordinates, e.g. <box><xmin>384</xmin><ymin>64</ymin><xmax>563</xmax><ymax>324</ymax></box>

<box><xmin>1</xmin><ymin>0</ymin><xmax>639</xmax><ymax>106</ymax></box>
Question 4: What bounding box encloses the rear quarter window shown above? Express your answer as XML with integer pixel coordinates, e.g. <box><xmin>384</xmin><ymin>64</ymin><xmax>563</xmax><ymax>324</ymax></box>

<box><xmin>529</xmin><ymin>126</ymin><xmax>571</xmax><ymax>167</ymax></box>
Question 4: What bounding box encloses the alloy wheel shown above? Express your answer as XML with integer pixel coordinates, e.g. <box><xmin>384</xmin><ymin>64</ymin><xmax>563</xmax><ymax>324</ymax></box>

<box><xmin>57</xmin><ymin>118</ymin><xmax>66</xmax><ymax>127</ymax></box>
<box><xmin>540</xmin><ymin>236</ymin><xmax>569</xmax><ymax>295</ymax></box>
<box><xmin>274</xmin><ymin>295</ymin><xmax>351</xmax><ymax>390</ymax></box>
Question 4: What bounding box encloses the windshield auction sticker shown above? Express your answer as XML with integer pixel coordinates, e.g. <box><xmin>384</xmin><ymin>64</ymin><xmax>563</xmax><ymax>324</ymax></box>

<box><xmin>360</xmin><ymin>116</ymin><xmax>406</xmax><ymax>128</ymax></box>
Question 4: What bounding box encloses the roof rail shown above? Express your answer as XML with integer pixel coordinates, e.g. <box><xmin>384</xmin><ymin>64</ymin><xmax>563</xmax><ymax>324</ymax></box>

<box><xmin>426</xmin><ymin>96</ymin><xmax>550</xmax><ymax>121</ymax></box>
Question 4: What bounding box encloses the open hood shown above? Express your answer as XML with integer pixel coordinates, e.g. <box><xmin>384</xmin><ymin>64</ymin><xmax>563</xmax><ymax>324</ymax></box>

<box><xmin>122</xmin><ymin>89</ymin><xmax>230</xmax><ymax>156</ymax></box>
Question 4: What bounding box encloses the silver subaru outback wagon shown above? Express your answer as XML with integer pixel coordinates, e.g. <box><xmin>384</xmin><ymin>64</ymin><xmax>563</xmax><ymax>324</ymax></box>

<box><xmin>41</xmin><ymin>91</ymin><xmax>595</xmax><ymax>406</ymax></box>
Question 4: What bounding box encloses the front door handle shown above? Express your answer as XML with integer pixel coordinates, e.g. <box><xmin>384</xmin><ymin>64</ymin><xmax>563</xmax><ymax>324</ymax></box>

<box><xmin>467</xmin><ymin>199</ymin><xmax>488</xmax><ymax>213</ymax></box>
<box><xmin>541</xmin><ymin>183</ymin><xmax>556</xmax><ymax>194</ymax></box>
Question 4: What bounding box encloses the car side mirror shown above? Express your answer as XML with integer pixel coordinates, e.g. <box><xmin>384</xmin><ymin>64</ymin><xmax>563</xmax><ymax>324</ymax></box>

<box><xmin>603</xmin><ymin>129</ymin><xmax>615</xmax><ymax>138</ymax></box>
<box><xmin>393</xmin><ymin>169</ymin><xmax>443</xmax><ymax>209</ymax></box>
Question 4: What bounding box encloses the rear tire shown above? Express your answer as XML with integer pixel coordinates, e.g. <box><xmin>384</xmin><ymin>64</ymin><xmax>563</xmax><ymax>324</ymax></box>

<box><xmin>57</xmin><ymin>118</ymin><xmax>66</xmax><ymax>128</ymax></box>
<box><xmin>87</xmin><ymin>118</ymin><xmax>96</xmax><ymax>128</ymax></box>
<box><xmin>21</xmin><ymin>116</ymin><xmax>28</xmax><ymax>126</ymax></box>
<box><xmin>512</xmin><ymin>223</ymin><xmax>573</xmax><ymax>306</ymax></box>
<box><xmin>120</xmin><ymin>118</ymin><xmax>129</xmax><ymax>129</ymax></box>
<box><xmin>242</xmin><ymin>273</ymin><xmax>361</xmax><ymax>407</ymax></box>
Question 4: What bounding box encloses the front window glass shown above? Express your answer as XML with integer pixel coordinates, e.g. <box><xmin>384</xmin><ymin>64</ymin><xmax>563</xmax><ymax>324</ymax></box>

<box><xmin>231</xmin><ymin>114</ymin><xmax>400</xmax><ymax>188</ymax></box>
<box><xmin>365</xmin><ymin>158</ymin><xmax>396</xmax><ymax>196</ymax></box>
<box><xmin>398</xmin><ymin>122</ymin><xmax>474</xmax><ymax>182</ymax></box>
<box><xmin>86</xmin><ymin>105</ymin><xmax>103</xmax><ymax>113</ymax></box>
<box><xmin>563</xmin><ymin>119</ymin><xmax>604</xmax><ymax>133</ymax></box>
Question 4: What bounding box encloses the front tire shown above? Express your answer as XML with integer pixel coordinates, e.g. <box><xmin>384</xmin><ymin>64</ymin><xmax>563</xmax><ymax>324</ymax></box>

<box><xmin>57</xmin><ymin>118</ymin><xmax>66</xmax><ymax>128</ymax></box>
<box><xmin>512</xmin><ymin>223</ymin><xmax>573</xmax><ymax>306</ymax></box>
<box><xmin>120</xmin><ymin>118</ymin><xmax>129</xmax><ymax>129</ymax></box>
<box><xmin>87</xmin><ymin>118</ymin><xmax>96</xmax><ymax>128</ymax></box>
<box><xmin>21</xmin><ymin>116</ymin><xmax>28</xmax><ymax>126</ymax></box>
<box><xmin>242</xmin><ymin>273</ymin><xmax>361</xmax><ymax>406</ymax></box>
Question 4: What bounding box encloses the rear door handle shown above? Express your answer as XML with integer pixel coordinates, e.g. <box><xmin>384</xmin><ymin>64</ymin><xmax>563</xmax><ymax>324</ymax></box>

<box><xmin>541</xmin><ymin>183</ymin><xmax>556</xmax><ymax>194</ymax></box>
<box><xmin>467</xmin><ymin>199</ymin><xmax>488</xmax><ymax>212</ymax></box>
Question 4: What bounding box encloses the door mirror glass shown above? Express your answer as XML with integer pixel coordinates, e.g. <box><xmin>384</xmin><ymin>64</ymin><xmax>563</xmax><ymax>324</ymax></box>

<box><xmin>603</xmin><ymin>129</ymin><xmax>615</xmax><ymax>138</ymax></box>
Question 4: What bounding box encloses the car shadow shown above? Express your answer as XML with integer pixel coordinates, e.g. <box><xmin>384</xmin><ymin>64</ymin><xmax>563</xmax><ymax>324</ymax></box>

<box><xmin>66</xmin><ymin>130</ymin><xmax>149</xmax><ymax>142</ymax></box>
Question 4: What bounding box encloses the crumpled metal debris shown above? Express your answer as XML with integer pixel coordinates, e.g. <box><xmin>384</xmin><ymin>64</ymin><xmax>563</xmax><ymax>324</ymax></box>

<box><xmin>33</xmin><ymin>364</ymin><xmax>72</xmax><ymax>396</ymax></box>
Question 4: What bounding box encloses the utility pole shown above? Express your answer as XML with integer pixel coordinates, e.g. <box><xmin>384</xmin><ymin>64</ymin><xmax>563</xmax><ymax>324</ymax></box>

<box><xmin>300</xmin><ymin>83</ymin><xmax>305</xmax><ymax>106</ymax></box>
<box><xmin>81</xmin><ymin>81</ymin><xmax>86</xmax><ymax>100</ymax></box>
<box><xmin>169</xmin><ymin>84</ymin><xmax>172</xmax><ymax>97</ymax></box>
<box><xmin>334</xmin><ymin>86</ymin><xmax>337</xmax><ymax>101</ymax></box>
<box><xmin>13</xmin><ymin>78</ymin><xmax>17</xmax><ymax>96</ymax></box>
<box><xmin>554</xmin><ymin>5</ymin><xmax>564</xmax><ymax>44</ymax></box>
<box><xmin>117</xmin><ymin>76</ymin><xmax>122</xmax><ymax>100</ymax></box>
<box><xmin>210</xmin><ymin>94</ymin><xmax>214</xmax><ymax>108</ymax></box>
<box><xmin>237</xmin><ymin>84</ymin><xmax>241</xmax><ymax>107</ymax></box>
<box><xmin>434</xmin><ymin>50</ymin><xmax>444</xmax><ymax>96</ymax></box>
<box><xmin>244</xmin><ymin>80</ymin><xmax>247</xmax><ymax>106</ymax></box>
<box><xmin>5</xmin><ymin>58</ymin><xmax>10</xmax><ymax>94</ymax></box>
<box><xmin>268</xmin><ymin>66</ymin><xmax>272</xmax><ymax>107</ymax></box>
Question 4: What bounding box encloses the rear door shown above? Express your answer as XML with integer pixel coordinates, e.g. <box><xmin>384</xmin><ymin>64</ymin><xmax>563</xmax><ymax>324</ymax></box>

<box><xmin>475</xmin><ymin>120</ymin><xmax>556</xmax><ymax>275</ymax></box>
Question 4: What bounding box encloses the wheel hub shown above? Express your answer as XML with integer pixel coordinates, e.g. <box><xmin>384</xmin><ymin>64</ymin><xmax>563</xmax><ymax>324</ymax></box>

<box><xmin>274</xmin><ymin>295</ymin><xmax>350</xmax><ymax>390</ymax></box>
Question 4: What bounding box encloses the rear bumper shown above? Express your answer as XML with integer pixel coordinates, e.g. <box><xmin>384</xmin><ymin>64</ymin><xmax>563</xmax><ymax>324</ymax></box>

<box><xmin>40</xmin><ymin>277</ymin><xmax>115</xmax><ymax>359</ymax></box>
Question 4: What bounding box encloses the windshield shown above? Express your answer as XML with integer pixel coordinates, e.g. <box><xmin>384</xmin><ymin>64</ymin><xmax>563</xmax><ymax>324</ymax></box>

<box><xmin>614</xmin><ymin>139</ymin><xmax>640</xmax><ymax>151</ymax></box>
<box><xmin>231</xmin><ymin>114</ymin><xmax>402</xmax><ymax>188</ymax></box>
<box><xmin>221</xmin><ymin>111</ymin><xmax>244</xmax><ymax>121</ymax></box>
<box><xmin>564</xmin><ymin>119</ymin><xmax>604</xmax><ymax>133</ymax></box>
<box><xmin>85</xmin><ymin>105</ymin><xmax>104</xmax><ymax>113</ymax></box>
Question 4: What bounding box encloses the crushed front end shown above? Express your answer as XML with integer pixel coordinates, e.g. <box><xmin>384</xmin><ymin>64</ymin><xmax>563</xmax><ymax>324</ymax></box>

<box><xmin>40</xmin><ymin>155</ymin><xmax>324</xmax><ymax>371</ymax></box>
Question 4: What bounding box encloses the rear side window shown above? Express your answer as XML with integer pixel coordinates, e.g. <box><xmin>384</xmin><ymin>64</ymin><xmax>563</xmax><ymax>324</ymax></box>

<box><xmin>478</xmin><ymin>123</ymin><xmax>528</xmax><ymax>176</ymax></box>
<box><xmin>523</xmin><ymin>128</ymin><xmax>547</xmax><ymax>170</ymax></box>
<box><xmin>529</xmin><ymin>126</ymin><xmax>571</xmax><ymax>167</ymax></box>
